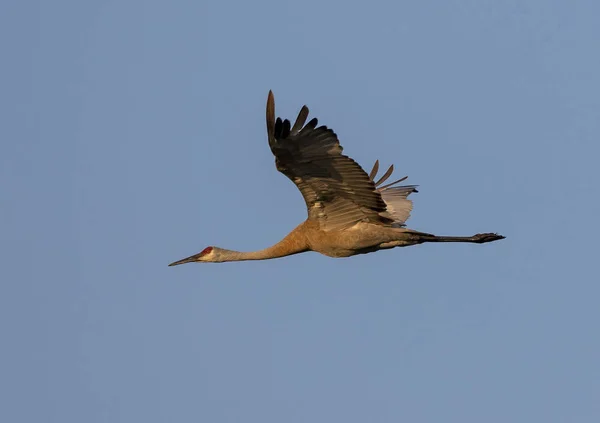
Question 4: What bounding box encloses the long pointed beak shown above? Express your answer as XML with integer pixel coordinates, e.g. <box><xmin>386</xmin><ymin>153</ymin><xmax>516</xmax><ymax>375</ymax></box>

<box><xmin>168</xmin><ymin>253</ymin><xmax>201</xmax><ymax>267</ymax></box>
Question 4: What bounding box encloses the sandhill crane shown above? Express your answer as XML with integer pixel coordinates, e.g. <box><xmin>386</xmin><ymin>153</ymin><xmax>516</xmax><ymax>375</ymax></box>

<box><xmin>169</xmin><ymin>91</ymin><xmax>504</xmax><ymax>265</ymax></box>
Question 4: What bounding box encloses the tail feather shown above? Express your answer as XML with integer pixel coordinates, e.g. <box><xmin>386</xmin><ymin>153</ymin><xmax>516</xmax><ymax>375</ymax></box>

<box><xmin>369</xmin><ymin>160</ymin><xmax>418</xmax><ymax>226</ymax></box>
<box><xmin>381</xmin><ymin>187</ymin><xmax>416</xmax><ymax>226</ymax></box>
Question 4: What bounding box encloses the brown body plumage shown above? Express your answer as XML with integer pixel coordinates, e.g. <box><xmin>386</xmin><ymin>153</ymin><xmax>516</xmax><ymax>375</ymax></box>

<box><xmin>169</xmin><ymin>91</ymin><xmax>504</xmax><ymax>265</ymax></box>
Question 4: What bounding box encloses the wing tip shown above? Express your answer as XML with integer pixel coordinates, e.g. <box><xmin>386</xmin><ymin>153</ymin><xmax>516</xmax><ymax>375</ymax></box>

<box><xmin>266</xmin><ymin>90</ymin><xmax>275</xmax><ymax>142</ymax></box>
<box><xmin>292</xmin><ymin>105</ymin><xmax>310</xmax><ymax>134</ymax></box>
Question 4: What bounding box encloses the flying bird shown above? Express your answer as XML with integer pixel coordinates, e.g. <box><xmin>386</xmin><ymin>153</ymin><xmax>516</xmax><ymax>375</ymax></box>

<box><xmin>169</xmin><ymin>91</ymin><xmax>504</xmax><ymax>265</ymax></box>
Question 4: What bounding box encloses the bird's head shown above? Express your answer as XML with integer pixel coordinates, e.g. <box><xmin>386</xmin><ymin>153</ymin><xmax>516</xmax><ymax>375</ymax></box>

<box><xmin>168</xmin><ymin>246</ymin><xmax>223</xmax><ymax>265</ymax></box>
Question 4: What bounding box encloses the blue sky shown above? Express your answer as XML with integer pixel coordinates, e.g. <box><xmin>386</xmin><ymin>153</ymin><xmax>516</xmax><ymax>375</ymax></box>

<box><xmin>2</xmin><ymin>0</ymin><xmax>599</xmax><ymax>422</ymax></box>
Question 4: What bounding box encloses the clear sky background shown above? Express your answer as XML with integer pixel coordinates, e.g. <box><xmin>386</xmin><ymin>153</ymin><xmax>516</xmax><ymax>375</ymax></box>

<box><xmin>2</xmin><ymin>1</ymin><xmax>599</xmax><ymax>422</ymax></box>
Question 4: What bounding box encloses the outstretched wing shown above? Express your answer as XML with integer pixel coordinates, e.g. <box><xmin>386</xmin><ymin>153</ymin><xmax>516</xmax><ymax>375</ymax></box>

<box><xmin>266</xmin><ymin>91</ymin><xmax>417</xmax><ymax>231</ymax></box>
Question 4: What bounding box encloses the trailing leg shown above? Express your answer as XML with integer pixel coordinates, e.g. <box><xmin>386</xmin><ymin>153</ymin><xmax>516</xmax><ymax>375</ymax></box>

<box><xmin>421</xmin><ymin>232</ymin><xmax>505</xmax><ymax>244</ymax></box>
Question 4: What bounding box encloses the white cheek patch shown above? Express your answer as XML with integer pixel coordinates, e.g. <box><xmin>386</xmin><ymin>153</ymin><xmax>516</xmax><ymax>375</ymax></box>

<box><xmin>202</xmin><ymin>250</ymin><xmax>217</xmax><ymax>261</ymax></box>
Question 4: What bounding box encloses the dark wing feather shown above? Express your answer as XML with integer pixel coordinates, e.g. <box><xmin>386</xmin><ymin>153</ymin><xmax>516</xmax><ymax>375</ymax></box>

<box><xmin>266</xmin><ymin>91</ymin><xmax>393</xmax><ymax>231</ymax></box>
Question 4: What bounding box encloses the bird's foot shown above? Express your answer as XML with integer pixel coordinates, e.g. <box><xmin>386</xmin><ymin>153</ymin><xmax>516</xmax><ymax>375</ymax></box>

<box><xmin>472</xmin><ymin>233</ymin><xmax>505</xmax><ymax>243</ymax></box>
